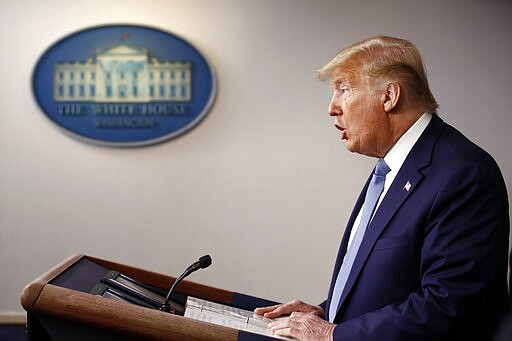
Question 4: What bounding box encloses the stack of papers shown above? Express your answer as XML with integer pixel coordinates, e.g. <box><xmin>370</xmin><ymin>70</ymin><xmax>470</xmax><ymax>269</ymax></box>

<box><xmin>184</xmin><ymin>296</ymin><xmax>290</xmax><ymax>339</ymax></box>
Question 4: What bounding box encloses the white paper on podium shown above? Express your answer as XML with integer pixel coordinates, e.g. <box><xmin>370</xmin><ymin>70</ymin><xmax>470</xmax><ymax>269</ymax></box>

<box><xmin>184</xmin><ymin>296</ymin><xmax>291</xmax><ymax>339</ymax></box>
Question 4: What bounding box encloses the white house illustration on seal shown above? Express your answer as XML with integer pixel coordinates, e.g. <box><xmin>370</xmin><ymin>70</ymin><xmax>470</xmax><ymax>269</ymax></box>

<box><xmin>53</xmin><ymin>43</ymin><xmax>191</xmax><ymax>102</ymax></box>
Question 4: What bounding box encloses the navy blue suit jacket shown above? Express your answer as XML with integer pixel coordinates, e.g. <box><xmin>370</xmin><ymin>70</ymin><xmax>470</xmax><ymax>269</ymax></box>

<box><xmin>323</xmin><ymin>115</ymin><xmax>509</xmax><ymax>340</ymax></box>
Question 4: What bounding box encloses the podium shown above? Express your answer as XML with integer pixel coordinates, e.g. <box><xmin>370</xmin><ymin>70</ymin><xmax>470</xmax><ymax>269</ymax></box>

<box><xmin>21</xmin><ymin>254</ymin><xmax>279</xmax><ymax>340</ymax></box>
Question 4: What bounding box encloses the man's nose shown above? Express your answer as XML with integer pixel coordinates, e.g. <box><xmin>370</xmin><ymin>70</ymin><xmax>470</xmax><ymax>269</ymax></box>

<box><xmin>328</xmin><ymin>93</ymin><xmax>341</xmax><ymax>117</ymax></box>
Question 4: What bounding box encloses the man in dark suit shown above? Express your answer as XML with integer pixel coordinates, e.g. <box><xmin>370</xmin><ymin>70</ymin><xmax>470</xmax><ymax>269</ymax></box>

<box><xmin>255</xmin><ymin>36</ymin><xmax>509</xmax><ymax>340</ymax></box>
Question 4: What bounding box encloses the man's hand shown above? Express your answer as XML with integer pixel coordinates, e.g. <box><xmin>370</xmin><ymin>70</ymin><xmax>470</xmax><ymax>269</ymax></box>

<box><xmin>254</xmin><ymin>299</ymin><xmax>325</xmax><ymax>319</ymax></box>
<box><xmin>268</xmin><ymin>312</ymin><xmax>335</xmax><ymax>341</ymax></box>
<box><xmin>254</xmin><ymin>300</ymin><xmax>332</xmax><ymax>340</ymax></box>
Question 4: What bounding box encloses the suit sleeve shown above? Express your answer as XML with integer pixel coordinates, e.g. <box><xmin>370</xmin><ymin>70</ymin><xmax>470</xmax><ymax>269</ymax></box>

<box><xmin>332</xmin><ymin>162</ymin><xmax>509</xmax><ymax>341</ymax></box>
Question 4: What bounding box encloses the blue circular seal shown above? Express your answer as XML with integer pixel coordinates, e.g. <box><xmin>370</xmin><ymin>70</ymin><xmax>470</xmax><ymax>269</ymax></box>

<box><xmin>33</xmin><ymin>25</ymin><xmax>216</xmax><ymax>147</ymax></box>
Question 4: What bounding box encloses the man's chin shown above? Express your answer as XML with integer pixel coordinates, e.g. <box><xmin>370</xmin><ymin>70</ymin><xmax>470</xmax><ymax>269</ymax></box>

<box><xmin>345</xmin><ymin>141</ymin><xmax>358</xmax><ymax>153</ymax></box>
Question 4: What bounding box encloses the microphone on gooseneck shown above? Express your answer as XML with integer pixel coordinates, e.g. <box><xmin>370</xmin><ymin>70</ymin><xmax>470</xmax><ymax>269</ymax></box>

<box><xmin>160</xmin><ymin>255</ymin><xmax>212</xmax><ymax>313</ymax></box>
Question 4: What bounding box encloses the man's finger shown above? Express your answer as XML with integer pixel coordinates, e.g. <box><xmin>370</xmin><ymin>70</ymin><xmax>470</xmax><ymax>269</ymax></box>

<box><xmin>254</xmin><ymin>304</ymin><xmax>280</xmax><ymax>315</ymax></box>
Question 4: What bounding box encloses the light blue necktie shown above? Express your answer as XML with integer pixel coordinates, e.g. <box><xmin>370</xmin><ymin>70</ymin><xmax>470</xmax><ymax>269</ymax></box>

<box><xmin>328</xmin><ymin>158</ymin><xmax>390</xmax><ymax>322</ymax></box>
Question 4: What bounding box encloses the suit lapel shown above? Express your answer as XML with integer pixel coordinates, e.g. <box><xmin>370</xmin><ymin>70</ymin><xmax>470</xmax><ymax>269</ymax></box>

<box><xmin>332</xmin><ymin>114</ymin><xmax>445</xmax><ymax>320</ymax></box>
<box><xmin>336</xmin><ymin>164</ymin><xmax>424</xmax><ymax>307</ymax></box>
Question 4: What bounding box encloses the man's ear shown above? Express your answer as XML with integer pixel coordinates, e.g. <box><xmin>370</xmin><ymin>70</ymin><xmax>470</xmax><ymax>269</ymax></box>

<box><xmin>383</xmin><ymin>82</ymin><xmax>401</xmax><ymax>112</ymax></box>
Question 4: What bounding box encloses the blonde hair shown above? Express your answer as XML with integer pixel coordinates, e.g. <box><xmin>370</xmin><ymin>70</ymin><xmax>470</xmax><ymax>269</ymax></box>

<box><xmin>318</xmin><ymin>36</ymin><xmax>439</xmax><ymax>112</ymax></box>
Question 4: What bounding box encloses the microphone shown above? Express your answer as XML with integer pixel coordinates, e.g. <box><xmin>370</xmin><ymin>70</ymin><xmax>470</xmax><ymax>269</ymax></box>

<box><xmin>160</xmin><ymin>255</ymin><xmax>212</xmax><ymax>313</ymax></box>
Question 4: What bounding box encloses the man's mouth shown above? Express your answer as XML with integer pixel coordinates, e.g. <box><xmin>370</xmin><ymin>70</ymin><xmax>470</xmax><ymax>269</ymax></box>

<box><xmin>335</xmin><ymin>124</ymin><xmax>347</xmax><ymax>140</ymax></box>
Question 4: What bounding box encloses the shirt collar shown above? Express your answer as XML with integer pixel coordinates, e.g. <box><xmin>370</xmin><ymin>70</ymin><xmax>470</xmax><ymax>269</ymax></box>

<box><xmin>383</xmin><ymin>112</ymin><xmax>432</xmax><ymax>173</ymax></box>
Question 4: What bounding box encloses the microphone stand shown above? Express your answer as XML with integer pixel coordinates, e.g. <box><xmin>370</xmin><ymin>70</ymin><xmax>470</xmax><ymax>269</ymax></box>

<box><xmin>160</xmin><ymin>255</ymin><xmax>212</xmax><ymax>313</ymax></box>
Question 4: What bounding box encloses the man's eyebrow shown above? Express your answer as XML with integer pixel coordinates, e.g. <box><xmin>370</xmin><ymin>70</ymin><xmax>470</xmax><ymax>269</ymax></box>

<box><xmin>331</xmin><ymin>73</ymin><xmax>349</xmax><ymax>83</ymax></box>
<box><xmin>330</xmin><ymin>76</ymin><xmax>350</xmax><ymax>88</ymax></box>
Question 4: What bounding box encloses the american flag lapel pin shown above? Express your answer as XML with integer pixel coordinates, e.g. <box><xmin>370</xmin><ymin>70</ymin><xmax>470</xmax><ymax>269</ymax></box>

<box><xmin>404</xmin><ymin>181</ymin><xmax>412</xmax><ymax>192</ymax></box>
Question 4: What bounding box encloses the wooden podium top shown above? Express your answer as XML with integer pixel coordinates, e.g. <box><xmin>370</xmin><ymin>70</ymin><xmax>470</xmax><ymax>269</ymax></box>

<box><xmin>21</xmin><ymin>254</ymin><xmax>276</xmax><ymax>341</ymax></box>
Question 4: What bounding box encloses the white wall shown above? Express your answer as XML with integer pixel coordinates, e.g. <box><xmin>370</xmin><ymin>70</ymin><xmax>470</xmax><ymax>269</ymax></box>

<box><xmin>1</xmin><ymin>0</ymin><xmax>511</xmax><ymax>314</ymax></box>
